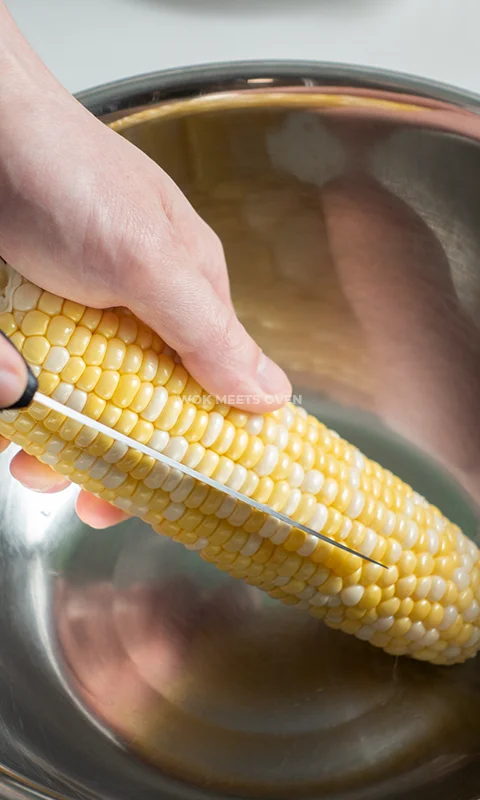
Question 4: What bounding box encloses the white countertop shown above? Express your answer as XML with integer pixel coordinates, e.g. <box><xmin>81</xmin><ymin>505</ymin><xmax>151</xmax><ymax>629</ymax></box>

<box><xmin>5</xmin><ymin>0</ymin><xmax>480</xmax><ymax>98</ymax></box>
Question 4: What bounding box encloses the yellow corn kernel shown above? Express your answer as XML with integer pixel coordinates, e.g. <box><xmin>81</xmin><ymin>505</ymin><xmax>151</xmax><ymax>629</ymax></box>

<box><xmin>117</xmin><ymin>315</ymin><xmax>137</xmax><ymax>344</ymax></box>
<box><xmin>9</xmin><ymin>331</ymin><xmax>25</xmax><ymax>351</ymax></box>
<box><xmin>76</xmin><ymin>366</ymin><xmax>102</xmax><ymax>393</ymax></box>
<box><xmin>115</xmin><ymin>410</ymin><xmax>139</xmax><ymax>436</ymax></box>
<box><xmin>358</xmin><ymin>585</ymin><xmax>382</xmax><ymax>610</ymax></box>
<box><xmin>38</xmin><ymin>291</ymin><xmax>63</xmax><ymax>316</ymax></box>
<box><xmin>112</xmin><ymin>374</ymin><xmax>141</xmax><ymax>408</ymax></box>
<box><xmin>22</xmin><ymin>336</ymin><xmax>50</xmax><ymax>365</ymax></box>
<box><xmin>211</xmin><ymin>420</ymin><xmax>236</xmax><ymax>455</ymax></box>
<box><xmin>68</xmin><ymin>327</ymin><xmax>92</xmax><ymax>356</ymax></box>
<box><xmin>239</xmin><ymin>437</ymin><xmax>264</xmax><ymax>469</ymax></box>
<box><xmin>99</xmin><ymin>404</ymin><xmax>122</xmax><ymax>428</ymax></box>
<box><xmin>21</xmin><ymin>310</ymin><xmax>49</xmax><ymax>336</ymax></box>
<box><xmin>38</xmin><ymin>371</ymin><xmax>61</xmax><ymax>395</ymax></box>
<box><xmin>46</xmin><ymin>315</ymin><xmax>76</xmax><ymax>346</ymax></box>
<box><xmin>259</xmin><ymin>418</ymin><xmax>277</xmax><ymax>445</ymax></box>
<box><xmin>95</xmin><ymin>371</ymin><xmax>120</xmax><ymax>400</ymax></box>
<box><xmin>84</xmin><ymin>334</ymin><xmax>108</xmax><ymax>366</ymax></box>
<box><xmin>130</xmin><ymin>383</ymin><xmax>155</xmax><ymax>415</ymax></box>
<box><xmin>169</xmin><ymin>403</ymin><xmax>197</xmax><ymax>437</ymax></box>
<box><xmin>121</xmin><ymin>344</ymin><xmax>143</xmax><ymax>374</ymax></box>
<box><xmin>60</xmin><ymin>356</ymin><xmax>86</xmax><ymax>384</ymax></box>
<box><xmin>83</xmin><ymin>394</ymin><xmax>106</xmax><ymax>420</ymax></box>
<box><xmin>135</xmin><ymin>325</ymin><xmax>153</xmax><ymax>351</ymax></box>
<box><xmin>0</xmin><ymin>312</ymin><xmax>17</xmax><ymax>336</ymax></box>
<box><xmin>251</xmin><ymin>477</ymin><xmax>274</xmax><ymax>504</ymax></box>
<box><xmin>62</xmin><ymin>300</ymin><xmax>86</xmax><ymax>323</ymax></box>
<box><xmin>153</xmin><ymin>354</ymin><xmax>174</xmax><ymax>386</ymax></box>
<box><xmin>96</xmin><ymin>311</ymin><xmax>119</xmax><ymax>339</ymax></box>
<box><xmin>155</xmin><ymin>395</ymin><xmax>182</xmax><ymax>430</ymax></box>
<box><xmin>166</xmin><ymin>364</ymin><xmax>189</xmax><ymax>394</ymax></box>
<box><xmin>227</xmin><ymin>429</ymin><xmax>249</xmax><ymax>460</ymax></box>
<box><xmin>117</xmin><ymin>448</ymin><xmax>144</xmax><ymax>473</ymax></box>
<box><xmin>184</xmin><ymin>409</ymin><xmax>209</xmax><ymax>443</ymax></box>
<box><xmin>130</xmin><ymin>420</ymin><xmax>154</xmax><ymax>445</ymax></box>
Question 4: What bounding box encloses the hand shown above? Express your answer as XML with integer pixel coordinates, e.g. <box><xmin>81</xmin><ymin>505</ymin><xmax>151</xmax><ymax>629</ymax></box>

<box><xmin>0</xmin><ymin>2</ymin><xmax>291</xmax><ymax>528</ymax></box>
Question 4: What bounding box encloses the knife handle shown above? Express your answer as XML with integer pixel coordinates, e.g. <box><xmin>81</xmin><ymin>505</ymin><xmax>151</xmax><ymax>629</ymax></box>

<box><xmin>0</xmin><ymin>330</ymin><xmax>38</xmax><ymax>410</ymax></box>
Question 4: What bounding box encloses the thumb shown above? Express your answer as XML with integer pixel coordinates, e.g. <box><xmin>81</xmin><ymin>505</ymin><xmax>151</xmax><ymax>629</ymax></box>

<box><xmin>0</xmin><ymin>331</ymin><xmax>37</xmax><ymax>410</ymax></box>
<box><xmin>129</xmin><ymin>265</ymin><xmax>292</xmax><ymax>414</ymax></box>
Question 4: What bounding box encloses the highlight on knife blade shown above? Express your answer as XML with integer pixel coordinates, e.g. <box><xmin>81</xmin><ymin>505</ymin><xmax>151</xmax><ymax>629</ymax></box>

<box><xmin>11</xmin><ymin>391</ymin><xmax>387</xmax><ymax>569</ymax></box>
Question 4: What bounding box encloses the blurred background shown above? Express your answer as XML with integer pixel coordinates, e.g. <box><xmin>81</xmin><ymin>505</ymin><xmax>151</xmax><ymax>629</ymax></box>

<box><xmin>5</xmin><ymin>0</ymin><xmax>480</xmax><ymax>97</ymax></box>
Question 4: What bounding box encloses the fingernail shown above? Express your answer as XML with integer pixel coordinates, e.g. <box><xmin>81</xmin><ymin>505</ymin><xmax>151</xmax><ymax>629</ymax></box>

<box><xmin>0</xmin><ymin>331</ymin><xmax>38</xmax><ymax>409</ymax></box>
<box><xmin>256</xmin><ymin>352</ymin><xmax>292</xmax><ymax>401</ymax></box>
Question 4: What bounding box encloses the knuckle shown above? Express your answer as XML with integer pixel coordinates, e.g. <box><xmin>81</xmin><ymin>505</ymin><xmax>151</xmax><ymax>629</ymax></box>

<box><xmin>209</xmin><ymin>311</ymin><xmax>252</xmax><ymax>365</ymax></box>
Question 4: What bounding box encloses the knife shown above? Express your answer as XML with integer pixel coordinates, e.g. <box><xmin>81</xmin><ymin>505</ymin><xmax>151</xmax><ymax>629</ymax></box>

<box><xmin>5</xmin><ymin>390</ymin><xmax>387</xmax><ymax>568</ymax></box>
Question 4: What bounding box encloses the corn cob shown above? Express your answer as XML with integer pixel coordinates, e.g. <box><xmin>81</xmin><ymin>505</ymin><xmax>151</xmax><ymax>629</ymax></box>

<box><xmin>0</xmin><ymin>259</ymin><xmax>479</xmax><ymax>666</ymax></box>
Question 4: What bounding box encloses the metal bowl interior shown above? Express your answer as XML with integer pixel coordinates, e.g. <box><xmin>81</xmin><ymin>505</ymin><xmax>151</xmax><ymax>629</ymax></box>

<box><xmin>1</xmin><ymin>63</ymin><xmax>480</xmax><ymax>800</ymax></box>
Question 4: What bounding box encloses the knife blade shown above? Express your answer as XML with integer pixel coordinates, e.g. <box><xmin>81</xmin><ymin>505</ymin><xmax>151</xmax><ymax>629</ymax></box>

<box><xmin>12</xmin><ymin>390</ymin><xmax>387</xmax><ymax>568</ymax></box>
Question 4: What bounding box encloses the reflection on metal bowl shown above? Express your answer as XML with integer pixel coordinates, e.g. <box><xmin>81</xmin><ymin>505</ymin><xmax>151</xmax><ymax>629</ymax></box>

<box><xmin>1</xmin><ymin>62</ymin><xmax>480</xmax><ymax>800</ymax></box>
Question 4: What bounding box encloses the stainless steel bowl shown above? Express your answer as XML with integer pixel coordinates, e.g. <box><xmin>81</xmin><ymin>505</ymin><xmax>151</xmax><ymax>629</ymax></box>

<box><xmin>1</xmin><ymin>62</ymin><xmax>480</xmax><ymax>800</ymax></box>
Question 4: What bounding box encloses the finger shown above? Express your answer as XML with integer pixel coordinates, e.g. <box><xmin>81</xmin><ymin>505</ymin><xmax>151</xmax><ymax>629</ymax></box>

<box><xmin>130</xmin><ymin>258</ymin><xmax>292</xmax><ymax>414</ymax></box>
<box><xmin>9</xmin><ymin>449</ymin><xmax>71</xmax><ymax>492</ymax></box>
<box><xmin>193</xmin><ymin>221</ymin><xmax>235</xmax><ymax>310</ymax></box>
<box><xmin>0</xmin><ymin>331</ymin><xmax>37</xmax><ymax>410</ymax></box>
<box><xmin>0</xmin><ymin>436</ymin><xmax>9</xmax><ymax>454</ymax></box>
<box><xmin>75</xmin><ymin>490</ymin><xmax>130</xmax><ymax>529</ymax></box>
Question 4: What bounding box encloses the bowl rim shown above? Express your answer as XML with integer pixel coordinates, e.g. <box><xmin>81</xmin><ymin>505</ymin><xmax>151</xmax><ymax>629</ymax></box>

<box><xmin>75</xmin><ymin>59</ymin><xmax>480</xmax><ymax>118</ymax></box>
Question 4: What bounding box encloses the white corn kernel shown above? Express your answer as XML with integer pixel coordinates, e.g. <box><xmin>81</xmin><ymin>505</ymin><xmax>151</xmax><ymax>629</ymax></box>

<box><xmin>245</xmin><ymin>415</ymin><xmax>264</xmax><ymax>435</ymax></box>
<box><xmin>52</xmin><ymin>382</ymin><xmax>74</xmax><ymax>404</ymax></box>
<box><xmin>453</xmin><ymin>569</ymin><xmax>470</xmax><ymax>591</ymax></box>
<box><xmin>163</xmin><ymin>436</ymin><xmax>189</xmax><ymax>462</ymax></box>
<box><xmin>289</xmin><ymin>462</ymin><xmax>305</xmax><ymax>488</ymax></box>
<box><xmin>201</xmin><ymin>412</ymin><xmax>224</xmax><ymax>447</ymax></box>
<box><xmin>103</xmin><ymin>442</ymin><xmax>129</xmax><ymax>464</ymax></box>
<box><xmin>438</xmin><ymin>606</ymin><xmax>458</xmax><ymax>631</ymax></box>
<box><xmin>216</xmin><ymin>497</ymin><xmax>237</xmax><ymax>519</ymax></box>
<box><xmin>341</xmin><ymin>586</ymin><xmax>364</xmax><ymax>607</ymax></box>
<box><xmin>429</xmin><ymin>576</ymin><xmax>447</xmax><ymax>602</ymax></box>
<box><xmin>144</xmin><ymin>462</ymin><xmax>170</xmax><ymax>489</ymax></box>
<box><xmin>270</xmin><ymin>523</ymin><xmax>292</xmax><ymax>545</ymax></box>
<box><xmin>382</xmin><ymin>511</ymin><xmax>396</xmax><ymax>537</ymax></box>
<box><xmin>161</xmin><ymin>468</ymin><xmax>183</xmax><ymax>492</ymax></box>
<box><xmin>282</xmin><ymin>488</ymin><xmax>302</xmax><ymax>517</ymax></box>
<box><xmin>309</xmin><ymin>593</ymin><xmax>329</xmax><ymax>607</ymax></box>
<box><xmin>463</xmin><ymin>601</ymin><xmax>479</xmax><ymax>623</ymax></box>
<box><xmin>149</xmin><ymin>429</ymin><xmax>169</xmax><ymax>452</ymax></box>
<box><xmin>102</xmin><ymin>467</ymin><xmax>126</xmax><ymax>490</ymax></box>
<box><xmin>297</xmin><ymin>535</ymin><xmax>319</xmax><ymax>557</ymax></box>
<box><xmin>170</xmin><ymin>476</ymin><xmax>195</xmax><ymax>503</ymax></box>
<box><xmin>228</xmin><ymin>503</ymin><xmax>252</xmax><ymax>527</ymax></box>
<box><xmin>275</xmin><ymin>425</ymin><xmax>289</xmax><ymax>451</ymax></box>
<box><xmin>163</xmin><ymin>502</ymin><xmax>185</xmax><ymax>521</ymax></box>
<box><xmin>347</xmin><ymin>490</ymin><xmax>365</xmax><ymax>519</ymax></box>
<box><xmin>68</xmin><ymin>389</ymin><xmax>88</xmax><ymax>413</ymax></box>
<box><xmin>301</xmin><ymin>469</ymin><xmax>324</xmax><ymax>495</ymax></box>
<box><xmin>255</xmin><ymin>444</ymin><xmax>279</xmax><ymax>477</ymax></box>
<box><xmin>358</xmin><ymin>529</ymin><xmax>377</xmax><ymax>558</ymax></box>
<box><xmin>141</xmin><ymin>387</ymin><xmax>167</xmax><ymax>421</ymax></box>
<box><xmin>44</xmin><ymin>346</ymin><xmax>70</xmax><ymax>374</ymax></box>
<box><xmin>241</xmin><ymin>534</ymin><xmax>263</xmax><ymax>556</ymax></box>
<box><xmin>226</xmin><ymin>465</ymin><xmax>248</xmax><ymax>492</ymax></box>
<box><xmin>309</xmin><ymin>503</ymin><xmax>328</xmax><ymax>533</ymax></box>
<box><xmin>426</xmin><ymin>529</ymin><xmax>440</xmax><ymax>555</ymax></box>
